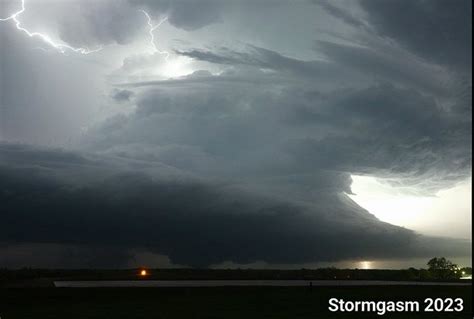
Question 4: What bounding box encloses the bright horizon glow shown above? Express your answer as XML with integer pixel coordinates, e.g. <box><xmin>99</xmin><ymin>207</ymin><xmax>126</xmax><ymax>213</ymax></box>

<box><xmin>360</xmin><ymin>261</ymin><xmax>372</xmax><ymax>269</ymax></box>
<box><xmin>349</xmin><ymin>175</ymin><xmax>472</xmax><ymax>239</ymax></box>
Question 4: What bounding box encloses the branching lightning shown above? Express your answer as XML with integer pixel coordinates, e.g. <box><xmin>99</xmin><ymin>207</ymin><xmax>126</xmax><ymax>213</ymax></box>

<box><xmin>1</xmin><ymin>1</ymin><xmax>171</xmax><ymax>59</ymax></box>
<box><xmin>140</xmin><ymin>10</ymin><xmax>170</xmax><ymax>60</ymax></box>
<box><xmin>0</xmin><ymin>0</ymin><xmax>102</xmax><ymax>54</ymax></box>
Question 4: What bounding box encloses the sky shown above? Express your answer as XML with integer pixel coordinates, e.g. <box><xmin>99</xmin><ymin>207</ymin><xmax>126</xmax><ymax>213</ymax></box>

<box><xmin>0</xmin><ymin>0</ymin><xmax>471</xmax><ymax>269</ymax></box>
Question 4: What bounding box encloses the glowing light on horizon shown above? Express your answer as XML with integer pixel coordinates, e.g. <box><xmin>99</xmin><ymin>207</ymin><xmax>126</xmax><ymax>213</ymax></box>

<box><xmin>140</xmin><ymin>269</ymin><xmax>148</xmax><ymax>276</ymax></box>
<box><xmin>0</xmin><ymin>0</ymin><xmax>102</xmax><ymax>54</ymax></box>
<box><xmin>360</xmin><ymin>261</ymin><xmax>371</xmax><ymax>269</ymax></box>
<box><xmin>349</xmin><ymin>175</ymin><xmax>471</xmax><ymax>239</ymax></box>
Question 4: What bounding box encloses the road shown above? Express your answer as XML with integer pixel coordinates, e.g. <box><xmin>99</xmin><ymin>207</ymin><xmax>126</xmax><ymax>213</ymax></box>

<box><xmin>54</xmin><ymin>280</ymin><xmax>472</xmax><ymax>287</ymax></box>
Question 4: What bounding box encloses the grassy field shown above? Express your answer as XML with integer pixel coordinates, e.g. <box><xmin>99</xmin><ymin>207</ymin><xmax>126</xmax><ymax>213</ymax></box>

<box><xmin>0</xmin><ymin>285</ymin><xmax>471</xmax><ymax>319</ymax></box>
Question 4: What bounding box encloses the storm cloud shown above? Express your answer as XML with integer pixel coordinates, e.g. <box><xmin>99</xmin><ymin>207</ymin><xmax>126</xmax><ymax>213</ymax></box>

<box><xmin>111</xmin><ymin>65</ymin><xmax>470</xmax><ymax>193</ymax></box>
<box><xmin>1</xmin><ymin>143</ymin><xmax>470</xmax><ymax>267</ymax></box>
<box><xmin>359</xmin><ymin>0</ymin><xmax>472</xmax><ymax>71</ymax></box>
<box><xmin>0</xmin><ymin>0</ymin><xmax>471</xmax><ymax>268</ymax></box>
<box><xmin>54</xmin><ymin>0</ymin><xmax>224</xmax><ymax>48</ymax></box>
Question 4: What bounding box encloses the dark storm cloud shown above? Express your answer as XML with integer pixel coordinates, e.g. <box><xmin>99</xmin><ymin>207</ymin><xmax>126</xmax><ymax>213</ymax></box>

<box><xmin>0</xmin><ymin>243</ymin><xmax>132</xmax><ymax>269</ymax></box>
<box><xmin>176</xmin><ymin>46</ymin><xmax>336</xmax><ymax>77</ymax></box>
<box><xmin>114</xmin><ymin>74</ymin><xmax>470</xmax><ymax>193</ymax></box>
<box><xmin>177</xmin><ymin>43</ymin><xmax>456</xmax><ymax>98</ymax></box>
<box><xmin>315</xmin><ymin>41</ymin><xmax>455</xmax><ymax>97</ymax></box>
<box><xmin>359</xmin><ymin>0</ymin><xmax>472</xmax><ymax>71</ymax></box>
<box><xmin>174</xmin><ymin>46</ymin><xmax>366</xmax><ymax>90</ymax></box>
<box><xmin>0</xmin><ymin>143</ymin><xmax>469</xmax><ymax>267</ymax></box>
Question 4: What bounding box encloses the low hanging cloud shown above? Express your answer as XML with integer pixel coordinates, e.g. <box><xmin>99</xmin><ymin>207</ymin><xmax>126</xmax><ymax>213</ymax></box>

<box><xmin>0</xmin><ymin>143</ymin><xmax>470</xmax><ymax>267</ymax></box>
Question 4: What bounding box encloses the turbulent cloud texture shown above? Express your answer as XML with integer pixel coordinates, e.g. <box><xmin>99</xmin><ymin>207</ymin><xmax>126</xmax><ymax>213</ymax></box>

<box><xmin>0</xmin><ymin>0</ymin><xmax>471</xmax><ymax>267</ymax></box>
<box><xmin>1</xmin><ymin>144</ymin><xmax>470</xmax><ymax>267</ymax></box>
<box><xmin>55</xmin><ymin>0</ymin><xmax>224</xmax><ymax>48</ymax></box>
<box><xmin>359</xmin><ymin>0</ymin><xmax>472</xmax><ymax>71</ymax></box>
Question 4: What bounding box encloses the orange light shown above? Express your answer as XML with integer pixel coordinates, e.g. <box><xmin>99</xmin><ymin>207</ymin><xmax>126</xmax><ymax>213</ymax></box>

<box><xmin>140</xmin><ymin>269</ymin><xmax>147</xmax><ymax>276</ymax></box>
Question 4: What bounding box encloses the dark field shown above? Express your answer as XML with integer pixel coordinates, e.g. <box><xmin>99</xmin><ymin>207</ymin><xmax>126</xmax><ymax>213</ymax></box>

<box><xmin>1</xmin><ymin>268</ymin><xmax>469</xmax><ymax>281</ymax></box>
<box><xmin>0</xmin><ymin>285</ymin><xmax>471</xmax><ymax>319</ymax></box>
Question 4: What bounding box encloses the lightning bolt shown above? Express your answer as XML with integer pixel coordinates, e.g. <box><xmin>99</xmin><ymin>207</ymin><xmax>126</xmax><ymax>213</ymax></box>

<box><xmin>140</xmin><ymin>10</ymin><xmax>170</xmax><ymax>60</ymax></box>
<box><xmin>1</xmin><ymin>1</ymin><xmax>170</xmax><ymax>58</ymax></box>
<box><xmin>0</xmin><ymin>0</ymin><xmax>102</xmax><ymax>54</ymax></box>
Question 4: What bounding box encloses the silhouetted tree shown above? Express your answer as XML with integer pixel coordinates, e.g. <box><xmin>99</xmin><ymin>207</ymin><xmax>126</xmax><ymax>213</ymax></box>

<box><xmin>427</xmin><ymin>257</ymin><xmax>461</xmax><ymax>280</ymax></box>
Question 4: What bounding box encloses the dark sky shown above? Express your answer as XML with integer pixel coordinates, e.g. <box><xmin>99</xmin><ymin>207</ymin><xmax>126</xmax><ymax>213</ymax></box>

<box><xmin>0</xmin><ymin>0</ymin><xmax>471</xmax><ymax>268</ymax></box>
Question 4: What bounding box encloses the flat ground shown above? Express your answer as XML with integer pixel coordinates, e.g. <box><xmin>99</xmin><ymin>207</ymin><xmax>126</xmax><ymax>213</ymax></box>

<box><xmin>0</xmin><ymin>285</ymin><xmax>471</xmax><ymax>319</ymax></box>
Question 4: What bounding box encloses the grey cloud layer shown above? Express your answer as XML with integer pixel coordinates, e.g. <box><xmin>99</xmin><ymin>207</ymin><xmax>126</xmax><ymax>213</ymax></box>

<box><xmin>312</xmin><ymin>0</ymin><xmax>365</xmax><ymax>28</ymax></box>
<box><xmin>55</xmin><ymin>0</ymin><xmax>224</xmax><ymax>47</ymax></box>
<box><xmin>117</xmin><ymin>51</ymin><xmax>469</xmax><ymax>192</ymax></box>
<box><xmin>56</xmin><ymin>0</ymin><xmax>145</xmax><ymax>47</ymax></box>
<box><xmin>1</xmin><ymin>143</ymin><xmax>469</xmax><ymax>267</ymax></box>
<box><xmin>359</xmin><ymin>0</ymin><xmax>472</xmax><ymax>71</ymax></box>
